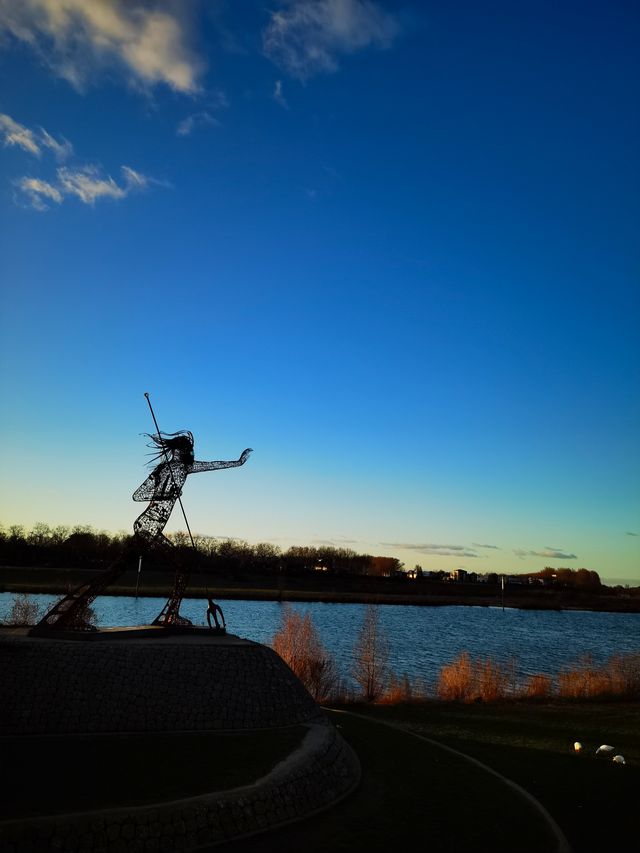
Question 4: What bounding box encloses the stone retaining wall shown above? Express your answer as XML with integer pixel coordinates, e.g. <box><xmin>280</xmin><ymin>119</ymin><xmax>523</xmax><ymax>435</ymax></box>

<box><xmin>0</xmin><ymin>632</ymin><xmax>321</xmax><ymax>734</ymax></box>
<box><xmin>0</xmin><ymin>720</ymin><xmax>360</xmax><ymax>853</ymax></box>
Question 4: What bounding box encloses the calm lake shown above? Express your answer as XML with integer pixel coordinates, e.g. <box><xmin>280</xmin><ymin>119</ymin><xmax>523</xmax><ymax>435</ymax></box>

<box><xmin>2</xmin><ymin>593</ymin><xmax>639</xmax><ymax>689</ymax></box>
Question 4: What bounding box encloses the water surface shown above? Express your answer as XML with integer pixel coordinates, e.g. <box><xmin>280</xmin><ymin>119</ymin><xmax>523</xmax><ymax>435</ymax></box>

<box><xmin>2</xmin><ymin>593</ymin><xmax>638</xmax><ymax>689</ymax></box>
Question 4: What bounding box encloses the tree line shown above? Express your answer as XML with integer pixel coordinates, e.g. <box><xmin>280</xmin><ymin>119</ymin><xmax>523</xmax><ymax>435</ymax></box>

<box><xmin>0</xmin><ymin>522</ymin><xmax>403</xmax><ymax>577</ymax></box>
<box><xmin>0</xmin><ymin>523</ymin><xmax>617</xmax><ymax>590</ymax></box>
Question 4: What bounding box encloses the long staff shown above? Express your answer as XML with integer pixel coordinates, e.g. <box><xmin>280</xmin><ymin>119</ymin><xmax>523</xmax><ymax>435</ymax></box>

<box><xmin>144</xmin><ymin>392</ymin><xmax>197</xmax><ymax>551</ymax></box>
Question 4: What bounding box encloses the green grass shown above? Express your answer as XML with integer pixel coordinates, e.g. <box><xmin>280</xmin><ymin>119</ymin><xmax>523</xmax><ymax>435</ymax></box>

<box><xmin>355</xmin><ymin>700</ymin><xmax>640</xmax><ymax>853</ymax></box>
<box><xmin>209</xmin><ymin>711</ymin><xmax>563</xmax><ymax>853</ymax></box>
<box><xmin>1</xmin><ymin>728</ymin><xmax>305</xmax><ymax>820</ymax></box>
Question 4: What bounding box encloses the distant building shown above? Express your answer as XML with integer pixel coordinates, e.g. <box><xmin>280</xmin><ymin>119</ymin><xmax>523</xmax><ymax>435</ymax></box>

<box><xmin>450</xmin><ymin>569</ymin><xmax>468</xmax><ymax>582</ymax></box>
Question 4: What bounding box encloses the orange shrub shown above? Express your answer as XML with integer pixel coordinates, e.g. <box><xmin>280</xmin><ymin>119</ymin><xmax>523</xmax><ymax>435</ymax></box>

<box><xmin>524</xmin><ymin>674</ymin><xmax>553</xmax><ymax>699</ymax></box>
<box><xmin>437</xmin><ymin>652</ymin><xmax>475</xmax><ymax>702</ymax></box>
<box><xmin>271</xmin><ymin>606</ymin><xmax>339</xmax><ymax>702</ymax></box>
<box><xmin>437</xmin><ymin>653</ymin><xmax>516</xmax><ymax>703</ymax></box>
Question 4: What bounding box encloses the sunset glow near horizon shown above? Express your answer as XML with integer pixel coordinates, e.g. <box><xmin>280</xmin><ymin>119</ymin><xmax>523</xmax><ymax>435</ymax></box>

<box><xmin>0</xmin><ymin>2</ymin><xmax>638</xmax><ymax>584</ymax></box>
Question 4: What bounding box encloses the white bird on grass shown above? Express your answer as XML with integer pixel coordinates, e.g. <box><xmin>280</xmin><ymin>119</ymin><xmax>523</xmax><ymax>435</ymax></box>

<box><xmin>612</xmin><ymin>755</ymin><xmax>626</xmax><ymax>765</ymax></box>
<box><xmin>596</xmin><ymin>744</ymin><xmax>616</xmax><ymax>757</ymax></box>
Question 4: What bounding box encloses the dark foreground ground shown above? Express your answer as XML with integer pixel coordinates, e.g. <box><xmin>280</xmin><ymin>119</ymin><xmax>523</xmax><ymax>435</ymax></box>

<box><xmin>5</xmin><ymin>701</ymin><xmax>638</xmax><ymax>852</ymax></box>
<box><xmin>353</xmin><ymin>701</ymin><xmax>640</xmax><ymax>853</ymax></box>
<box><xmin>211</xmin><ymin>701</ymin><xmax>639</xmax><ymax>852</ymax></box>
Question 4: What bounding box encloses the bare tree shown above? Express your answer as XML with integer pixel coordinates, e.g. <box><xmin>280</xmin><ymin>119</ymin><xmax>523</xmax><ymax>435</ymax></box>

<box><xmin>272</xmin><ymin>606</ymin><xmax>339</xmax><ymax>702</ymax></box>
<box><xmin>352</xmin><ymin>605</ymin><xmax>390</xmax><ymax>702</ymax></box>
<box><xmin>3</xmin><ymin>593</ymin><xmax>41</xmax><ymax>626</ymax></box>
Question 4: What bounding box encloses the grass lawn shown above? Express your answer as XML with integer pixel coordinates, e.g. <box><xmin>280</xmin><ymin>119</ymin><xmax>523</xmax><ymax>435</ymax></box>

<box><xmin>210</xmin><ymin>710</ymin><xmax>564</xmax><ymax>853</ymax></box>
<box><xmin>355</xmin><ymin>700</ymin><xmax>640</xmax><ymax>853</ymax></box>
<box><xmin>2</xmin><ymin>727</ymin><xmax>305</xmax><ymax>820</ymax></box>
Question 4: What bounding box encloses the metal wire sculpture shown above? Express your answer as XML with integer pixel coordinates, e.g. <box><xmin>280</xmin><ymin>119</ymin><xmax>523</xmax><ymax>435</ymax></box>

<box><xmin>134</xmin><ymin>432</ymin><xmax>252</xmax><ymax>626</ymax></box>
<box><xmin>33</xmin><ymin>419</ymin><xmax>252</xmax><ymax>632</ymax></box>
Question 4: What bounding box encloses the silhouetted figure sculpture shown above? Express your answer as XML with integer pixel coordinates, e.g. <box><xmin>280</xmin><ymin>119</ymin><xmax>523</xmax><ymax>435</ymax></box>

<box><xmin>206</xmin><ymin>598</ymin><xmax>226</xmax><ymax>631</ymax></box>
<box><xmin>33</xmin><ymin>431</ymin><xmax>251</xmax><ymax>632</ymax></box>
<box><xmin>133</xmin><ymin>432</ymin><xmax>251</xmax><ymax>548</ymax></box>
<box><xmin>135</xmin><ymin>432</ymin><xmax>251</xmax><ymax>625</ymax></box>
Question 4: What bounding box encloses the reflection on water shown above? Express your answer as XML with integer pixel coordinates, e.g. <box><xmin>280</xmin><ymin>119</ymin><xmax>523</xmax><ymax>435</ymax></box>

<box><xmin>2</xmin><ymin>592</ymin><xmax>638</xmax><ymax>687</ymax></box>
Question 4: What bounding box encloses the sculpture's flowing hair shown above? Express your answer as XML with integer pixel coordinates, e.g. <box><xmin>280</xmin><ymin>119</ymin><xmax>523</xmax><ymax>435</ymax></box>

<box><xmin>145</xmin><ymin>431</ymin><xmax>195</xmax><ymax>466</ymax></box>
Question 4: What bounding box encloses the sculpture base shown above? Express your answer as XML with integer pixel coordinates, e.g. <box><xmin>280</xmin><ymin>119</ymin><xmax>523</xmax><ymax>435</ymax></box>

<box><xmin>0</xmin><ymin>627</ymin><xmax>360</xmax><ymax>852</ymax></box>
<box><xmin>28</xmin><ymin>624</ymin><xmax>226</xmax><ymax>641</ymax></box>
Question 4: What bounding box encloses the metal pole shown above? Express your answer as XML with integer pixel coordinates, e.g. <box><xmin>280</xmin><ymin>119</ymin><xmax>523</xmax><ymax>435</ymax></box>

<box><xmin>143</xmin><ymin>392</ymin><xmax>197</xmax><ymax>551</ymax></box>
<box><xmin>135</xmin><ymin>555</ymin><xmax>142</xmax><ymax>598</ymax></box>
<box><xmin>501</xmin><ymin>575</ymin><xmax>505</xmax><ymax>612</ymax></box>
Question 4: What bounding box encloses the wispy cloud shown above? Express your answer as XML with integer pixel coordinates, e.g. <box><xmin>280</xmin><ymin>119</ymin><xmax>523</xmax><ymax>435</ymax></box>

<box><xmin>263</xmin><ymin>0</ymin><xmax>400</xmax><ymax>80</ymax></box>
<box><xmin>57</xmin><ymin>165</ymin><xmax>135</xmax><ymax>203</ymax></box>
<box><xmin>273</xmin><ymin>79</ymin><xmax>289</xmax><ymax>109</ymax></box>
<box><xmin>0</xmin><ymin>113</ymin><xmax>72</xmax><ymax>159</ymax></box>
<box><xmin>16</xmin><ymin>164</ymin><xmax>154</xmax><ymax>210</ymax></box>
<box><xmin>626</xmin><ymin>531</ymin><xmax>638</xmax><ymax>537</ymax></box>
<box><xmin>382</xmin><ymin>542</ymin><xmax>480</xmax><ymax>558</ymax></box>
<box><xmin>0</xmin><ymin>0</ymin><xmax>203</xmax><ymax>93</ymax></box>
<box><xmin>176</xmin><ymin>111</ymin><xmax>219</xmax><ymax>137</ymax></box>
<box><xmin>513</xmin><ymin>547</ymin><xmax>577</xmax><ymax>560</ymax></box>
<box><xmin>15</xmin><ymin>176</ymin><xmax>63</xmax><ymax>211</ymax></box>
<box><xmin>472</xmin><ymin>542</ymin><xmax>501</xmax><ymax>550</ymax></box>
<box><xmin>311</xmin><ymin>537</ymin><xmax>359</xmax><ymax>546</ymax></box>
<box><xmin>0</xmin><ymin>113</ymin><xmax>40</xmax><ymax>156</ymax></box>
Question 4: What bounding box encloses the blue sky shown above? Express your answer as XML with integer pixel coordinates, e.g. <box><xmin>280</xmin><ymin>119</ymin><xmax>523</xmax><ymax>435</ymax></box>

<box><xmin>0</xmin><ymin>0</ymin><xmax>638</xmax><ymax>582</ymax></box>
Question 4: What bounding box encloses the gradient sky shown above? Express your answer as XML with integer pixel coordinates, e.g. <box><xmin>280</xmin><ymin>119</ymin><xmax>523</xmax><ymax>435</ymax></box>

<box><xmin>1</xmin><ymin>1</ymin><xmax>638</xmax><ymax>583</ymax></box>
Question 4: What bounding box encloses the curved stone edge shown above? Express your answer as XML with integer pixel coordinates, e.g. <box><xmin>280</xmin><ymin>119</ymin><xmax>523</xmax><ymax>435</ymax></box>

<box><xmin>0</xmin><ymin>721</ymin><xmax>361</xmax><ymax>853</ymax></box>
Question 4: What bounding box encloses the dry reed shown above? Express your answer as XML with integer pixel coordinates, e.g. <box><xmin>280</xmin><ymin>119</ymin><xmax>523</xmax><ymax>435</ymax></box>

<box><xmin>524</xmin><ymin>674</ymin><xmax>553</xmax><ymax>699</ymax></box>
<box><xmin>271</xmin><ymin>606</ymin><xmax>340</xmax><ymax>702</ymax></box>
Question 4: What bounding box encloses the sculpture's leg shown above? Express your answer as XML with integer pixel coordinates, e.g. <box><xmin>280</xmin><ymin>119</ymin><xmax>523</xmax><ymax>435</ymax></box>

<box><xmin>151</xmin><ymin>543</ymin><xmax>193</xmax><ymax>626</ymax></box>
<box><xmin>30</xmin><ymin>549</ymin><xmax>134</xmax><ymax>634</ymax></box>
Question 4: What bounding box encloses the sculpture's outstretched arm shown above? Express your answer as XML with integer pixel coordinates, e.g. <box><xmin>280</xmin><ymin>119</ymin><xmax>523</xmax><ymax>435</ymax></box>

<box><xmin>189</xmin><ymin>448</ymin><xmax>252</xmax><ymax>474</ymax></box>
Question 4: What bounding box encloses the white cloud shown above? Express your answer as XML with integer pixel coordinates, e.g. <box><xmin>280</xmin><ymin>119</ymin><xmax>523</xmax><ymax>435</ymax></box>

<box><xmin>57</xmin><ymin>165</ymin><xmax>128</xmax><ymax>203</ymax></box>
<box><xmin>15</xmin><ymin>176</ymin><xmax>63</xmax><ymax>210</ymax></box>
<box><xmin>0</xmin><ymin>113</ymin><xmax>72</xmax><ymax>160</ymax></box>
<box><xmin>176</xmin><ymin>111</ymin><xmax>219</xmax><ymax>137</ymax></box>
<box><xmin>16</xmin><ymin>164</ymin><xmax>153</xmax><ymax>209</ymax></box>
<box><xmin>0</xmin><ymin>113</ymin><xmax>41</xmax><ymax>155</ymax></box>
<box><xmin>1</xmin><ymin>111</ymin><xmax>156</xmax><ymax>210</ymax></box>
<box><xmin>120</xmin><ymin>165</ymin><xmax>149</xmax><ymax>189</ymax></box>
<box><xmin>263</xmin><ymin>0</ymin><xmax>399</xmax><ymax>80</ymax></box>
<box><xmin>39</xmin><ymin>128</ymin><xmax>73</xmax><ymax>160</ymax></box>
<box><xmin>0</xmin><ymin>0</ymin><xmax>203</xmax><ymax>93</ymax></box>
